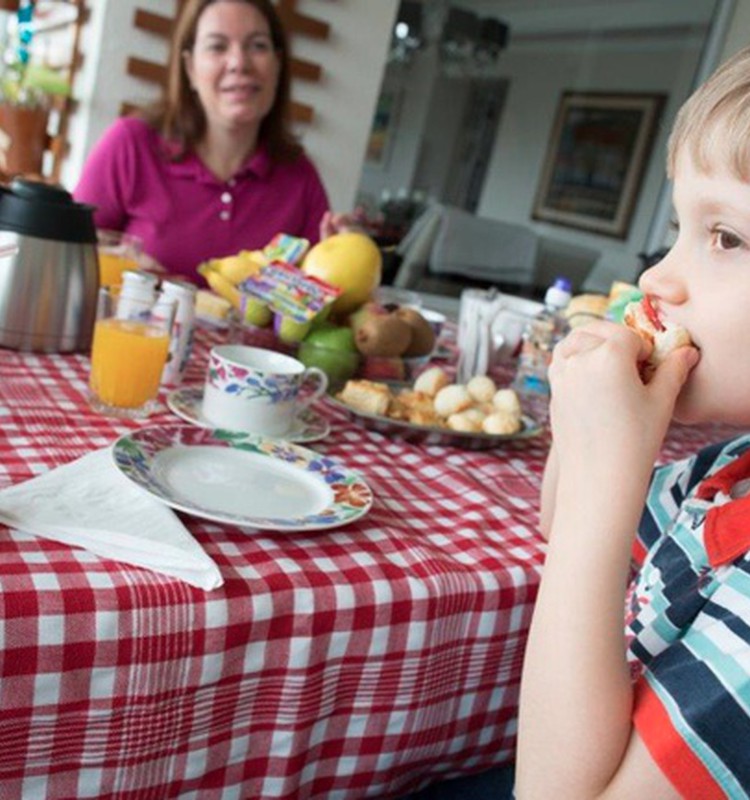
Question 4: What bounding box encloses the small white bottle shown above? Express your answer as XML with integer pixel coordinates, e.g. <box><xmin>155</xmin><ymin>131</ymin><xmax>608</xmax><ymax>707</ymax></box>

<box><xmin>116</xmin><ymin>270</ymin><xmax>158</xmax><ymax>321</ymax></box>
<box><xmin>157</xmin><ymin>279</ymin><xmax>197</xmax><ymax>386</ymax></box>
<box><xmin>512</xmin><ymin>277</ymin><xmax>572</xmax><ymax>401</ymax></box>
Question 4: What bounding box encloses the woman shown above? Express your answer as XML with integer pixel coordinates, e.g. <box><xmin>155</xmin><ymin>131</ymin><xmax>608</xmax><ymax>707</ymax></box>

<box><xmin>75</xmin><ymin>0</ymin><xmax>344</xmax><ymax>281</ymax></box>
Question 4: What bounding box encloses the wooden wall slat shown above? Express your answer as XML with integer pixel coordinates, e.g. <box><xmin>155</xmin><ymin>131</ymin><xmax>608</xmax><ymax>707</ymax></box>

<box><xmin>290</xmin><ymin>57</ymin><xmax>322</xmax><ymax>82</ymax></box>
<box><xmin>291</xmin><ymin>101</ymin><xmax>314</xmax><ymax>124</ymax></box>
<box><xmin>127</xmin><ymin>56</ymin><xmax>167</xmax><ymax>86</ymax></box>
<box><xmin>286</xmin><ymin>11</ymin><xmax>329</xmax><ymax>39</ymax></box>
<box><xmin>133</xmin><ymin>9</ymin><xmax>174</xmax><ymax>38</ymax></box>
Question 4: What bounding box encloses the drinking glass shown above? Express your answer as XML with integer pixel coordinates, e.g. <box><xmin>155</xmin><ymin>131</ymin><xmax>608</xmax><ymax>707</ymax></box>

<box><xmin>88</xmin><ymin>286</ymin><xmax>175</xmax><ymax>419</ymax></box>
<box><xmin>97</xmin><ymin>229</ymin><xmax>144</xmax><ymax>288</ymax></box>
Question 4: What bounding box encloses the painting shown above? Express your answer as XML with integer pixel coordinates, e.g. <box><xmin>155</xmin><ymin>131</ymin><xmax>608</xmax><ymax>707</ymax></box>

<box><xmin>532</xmin><ymin>92</ymin><xmax>665</xmax><ymax>238</ymax></box>
<box><xmin>365</xmin><ymin>89</ymin><xmax>401</xmax><ymax>167</ymax></box>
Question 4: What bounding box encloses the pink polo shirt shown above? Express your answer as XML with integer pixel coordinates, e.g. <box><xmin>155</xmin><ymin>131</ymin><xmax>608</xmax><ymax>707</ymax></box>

<box><xmin>73</xmin><ymin>117</ymin><xmax>330</xmax><ymax>283</ymax></box>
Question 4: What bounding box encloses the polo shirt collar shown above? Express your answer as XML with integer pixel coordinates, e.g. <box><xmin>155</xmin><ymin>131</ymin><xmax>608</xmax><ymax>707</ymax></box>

<box><xmin>164</xmin><ymin>141</ymin><xmax>272</xmax><ymax>184</ymax></box>
<box><xmin>694</xmin><ymin>449</ymin><xmax>750</xmax><ymax>568</ymax></box>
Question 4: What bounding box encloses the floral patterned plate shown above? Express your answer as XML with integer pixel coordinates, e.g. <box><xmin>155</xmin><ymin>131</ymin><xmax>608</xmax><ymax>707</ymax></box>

<box><xmin>112</xmin><ymin>425</ymin><xmax>372</xmax><ymax>531</ymax></box>
<box><xmin>167</xmin><ymin>386</ymin><xmax>330</xmax><ymax>444</ymax></box>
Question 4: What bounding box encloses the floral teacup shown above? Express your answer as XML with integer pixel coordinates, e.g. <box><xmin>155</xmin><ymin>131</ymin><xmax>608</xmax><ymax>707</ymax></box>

<box><xmin>202</xmin><ymin>345</ymin><xmax>327</xmax><ymax>436</ymax></box>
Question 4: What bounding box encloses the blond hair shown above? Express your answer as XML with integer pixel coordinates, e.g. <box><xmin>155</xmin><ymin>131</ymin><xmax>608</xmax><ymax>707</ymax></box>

<box><xmin>667</xmin><ymin>45</ymin><xmax>750</xmax><ymax>181</ymax></box>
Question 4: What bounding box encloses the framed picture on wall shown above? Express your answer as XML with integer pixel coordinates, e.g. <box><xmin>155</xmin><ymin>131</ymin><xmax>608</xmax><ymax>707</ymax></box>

<box><xmin>532</xmin><ymin>92</ymin><xmax>665</xmax><ymax>238</ymax></box>
<box><xmin>365</xmin><ymin>89</ymin><xmax>402</xmax><ymax>167</ymax></box>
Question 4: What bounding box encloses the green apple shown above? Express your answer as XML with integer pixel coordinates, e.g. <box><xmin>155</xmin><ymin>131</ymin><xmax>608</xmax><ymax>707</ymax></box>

<box><xmin>242</xmin><ymin>296</ymin><xmax>273</xmax><ymax>328</ymax></box>
<box><xmin>297</xmin><ymin>324</ymin><xmax>359</xmax><ymax>390</ymax></box>
<box><xmin>275</xmin><ymin>313</ymin><xmax>313</xmax><ymax>344</ymax></box>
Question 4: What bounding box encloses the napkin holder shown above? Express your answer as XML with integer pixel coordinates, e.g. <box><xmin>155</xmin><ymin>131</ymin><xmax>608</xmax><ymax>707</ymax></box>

<box><xmin>457</xmin><ymin>288</ymin><xmax>542</xmax><ymax>382</ymax></box>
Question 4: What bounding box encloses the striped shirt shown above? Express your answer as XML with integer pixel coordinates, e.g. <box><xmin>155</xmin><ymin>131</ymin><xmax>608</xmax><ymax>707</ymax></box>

<box><xmin>627</xmin><ymin>434</ymin><xmax>750</xmax><ymax>799</ymax></box>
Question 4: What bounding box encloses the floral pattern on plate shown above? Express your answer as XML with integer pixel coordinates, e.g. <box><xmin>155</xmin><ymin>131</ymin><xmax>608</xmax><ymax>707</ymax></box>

<box><xmin>167</xmin><ymin>386</ymin><xmax>330</xmax><ymax>443</ymax></box>
<box><xmin>112</xmin><ymin>425</ymin><xmax>372</xmax><ymax>531</ymax></box>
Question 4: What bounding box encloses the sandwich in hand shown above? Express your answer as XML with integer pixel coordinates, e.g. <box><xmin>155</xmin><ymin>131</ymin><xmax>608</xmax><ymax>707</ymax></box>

<box><xmin>623</xmin><ymin>295</ymin><xmax>694</xmax><ymax>381</ymax></box>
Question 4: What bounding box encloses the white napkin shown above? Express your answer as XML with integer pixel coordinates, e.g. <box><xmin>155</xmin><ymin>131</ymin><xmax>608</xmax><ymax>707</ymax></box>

<box><xmin>0</xmin><ymin>448</ymin><xmax>224</xmax><ymax>591</ymax></box>
<box><xmin>457</xmin><ymin>288</ymin><xmax>499</xmax><ymax>383</ymax></box>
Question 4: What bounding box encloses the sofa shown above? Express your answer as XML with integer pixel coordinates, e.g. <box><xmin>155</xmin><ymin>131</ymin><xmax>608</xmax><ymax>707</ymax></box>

<box><xmin>391</xmin><ymin>204</ymin><xmax>602</xmax><ymax>300</ymax></box>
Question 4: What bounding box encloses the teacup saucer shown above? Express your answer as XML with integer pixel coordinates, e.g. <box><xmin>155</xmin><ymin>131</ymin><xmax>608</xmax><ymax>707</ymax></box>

<box><xmin>166</xmin><ymin>386</ymin><xmax>330</xmax><ymax>444</ymax></box>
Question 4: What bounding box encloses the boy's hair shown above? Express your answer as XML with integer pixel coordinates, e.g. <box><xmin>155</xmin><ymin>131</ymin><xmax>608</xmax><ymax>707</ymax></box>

<box><xmin>667</xmin><ymin>45</ymin><xmax>750</xmax><ymax>181</ymax></box>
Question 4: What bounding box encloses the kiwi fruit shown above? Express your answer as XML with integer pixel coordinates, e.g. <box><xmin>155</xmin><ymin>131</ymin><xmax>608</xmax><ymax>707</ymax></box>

<box><xmin>355</xmin><ymin>314</ymin><xmax>413</xmax><ymax>357</ymax></box>
<box><xmin>395</xmin><ymin>308</ymin><xmax>436</xmax><ymax>357</ymax></box>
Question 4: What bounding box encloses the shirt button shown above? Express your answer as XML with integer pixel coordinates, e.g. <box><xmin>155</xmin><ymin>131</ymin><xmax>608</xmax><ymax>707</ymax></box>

<box><xmin>228</xmin><ymin>179</ymin><xmax>237</xmax><ymax>187</ymax></box>
<box><xmin>221</xmin><ymin>192</ymin><xmax>232</xmax><ymax>204</ymax></box>
<box><xmin>220</xmin><ymin>211</ymin><xmax>230</xmax><ymax>221</ymax></box>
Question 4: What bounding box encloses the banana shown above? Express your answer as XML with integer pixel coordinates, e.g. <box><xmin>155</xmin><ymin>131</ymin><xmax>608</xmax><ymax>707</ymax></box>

<box><xmin>205</xmin><ymin>269</ymin><xmax>242</xmax><ymax>309</ymax></box>
<box><xmin>216</xmin><ymin>253</ymin><xmax>264</xmax><ymax>284</ymax></box>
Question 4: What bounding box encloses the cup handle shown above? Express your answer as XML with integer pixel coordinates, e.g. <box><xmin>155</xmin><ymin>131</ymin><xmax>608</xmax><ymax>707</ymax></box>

<box><xmin>296</xmin><ymin>367</ymin><xmax>328</xmax><ymax>410</ymax></box>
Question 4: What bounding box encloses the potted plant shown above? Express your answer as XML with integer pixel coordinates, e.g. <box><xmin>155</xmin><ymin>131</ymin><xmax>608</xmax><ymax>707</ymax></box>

<box><xmin>0</xmin><ymin>0</ymin><xmax>72</xmax><ymax>177</ymax></box>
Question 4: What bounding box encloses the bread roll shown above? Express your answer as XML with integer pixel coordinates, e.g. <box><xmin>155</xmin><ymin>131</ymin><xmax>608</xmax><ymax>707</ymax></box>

<box><xmin>413</xmin><ymin>366</ymin><xmax>450</xmax><ymax>397</ymax></box>
<box><xmin>434</xmin><ymin>384</ymin><xmax>473</xmax><ymax>417</ymax></box>
<box><xmin>492</xmin><ymin>388</ymin><xmax>522</xmax><ymax>418</ymax></box>
<box><xmin>448</xmin><ymin>408</ymin><xmax>486</xmax><ymax>432</ymax></box>
<box><xmin>624</xmin><ymin>297</ymin><xmax>693</xmax><ymax>380</ymax></box>
<box><xmin>564</xmin><ymin>293</ymin><xmax>609</xmax><ymax>328</ymax></box>
<box><xmin>483</xmin><ymin>411</ymin><xmax>522</xmax><ymax>435</ymax></box>
<box><xmin>466</xmin><ymin>375</ymin><xmax>497</xmax><ymax>404</ymax></box>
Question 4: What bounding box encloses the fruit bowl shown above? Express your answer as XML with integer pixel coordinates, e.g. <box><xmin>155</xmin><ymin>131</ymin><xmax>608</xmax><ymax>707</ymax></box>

<box><xmin>296</xmin><ymin>341</ymin><xmax>432</xmax><ymax>393</ymax></box>
<box><xmin>228</xmin><ymin>318</ymin><xmax>438</xmax><ymax>394</ymax></box>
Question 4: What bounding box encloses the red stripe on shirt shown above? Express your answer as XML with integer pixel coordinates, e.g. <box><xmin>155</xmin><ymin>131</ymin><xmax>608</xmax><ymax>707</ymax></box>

<box><xmin>633</xmin><ymin>678</ymin><xmax>724</xmax><ymax>799</ymax></box>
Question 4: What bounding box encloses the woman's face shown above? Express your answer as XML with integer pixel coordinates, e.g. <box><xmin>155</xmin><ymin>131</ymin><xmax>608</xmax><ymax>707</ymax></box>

<box><xmin>185</xmin><ymin>1</ymin><xmax>280</xmax><ymax>136</ymax></box>
<box><xmin>639</xmin><ymin>149</ymin><xmax>750</xmax><ymax>426</ymax></box>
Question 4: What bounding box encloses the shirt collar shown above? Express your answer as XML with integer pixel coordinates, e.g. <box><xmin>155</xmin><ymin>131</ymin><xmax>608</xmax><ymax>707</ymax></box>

<box><xmin>164</xmin><ymin>141</ymin><xmax>272</xmax><ymax>184</ymax></box>
<box><xmin>695</xmin><ymin>448</ymin><xmax>750</xmax><ymax>568</ymax></box>
<box><xmin>696</xmin><ymin>448</ymin><xmax>750</xmax><ymax>501</ymax></box>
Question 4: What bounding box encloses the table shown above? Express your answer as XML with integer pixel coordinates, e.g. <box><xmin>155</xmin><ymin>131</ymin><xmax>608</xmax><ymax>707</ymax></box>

<box><xmin>0</xmin><ymin>323</ymin><xmax>740</xmax><ymax>799</ymax></box>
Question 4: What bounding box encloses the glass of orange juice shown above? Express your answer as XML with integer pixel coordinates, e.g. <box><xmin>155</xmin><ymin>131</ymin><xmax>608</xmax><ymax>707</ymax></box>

<box><xmin>97</xmin><ymin>229</ymin><xmax>143</xmax><ymax>288</ymax></box>
<box><xmin>89</xmin><ymin>286</ymin><xmax>176</xmax><ymax>419</ymax></box>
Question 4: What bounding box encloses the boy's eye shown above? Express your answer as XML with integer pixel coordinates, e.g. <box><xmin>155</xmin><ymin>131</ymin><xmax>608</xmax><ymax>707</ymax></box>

<box><xmin>714</xmin><ymin>228</ymin><xmax>743</xmax><ymax>250</ymax></box>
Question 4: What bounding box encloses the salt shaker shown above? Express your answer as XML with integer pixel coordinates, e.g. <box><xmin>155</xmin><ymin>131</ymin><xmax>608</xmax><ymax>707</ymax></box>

<box><xmin>157</xmin><ymin>278</ymin><xmax>196</xmax><ymax>386</ymax></box>
<box><xmin>115</xmin><ymin>270</ymin><xmax>158</xmax><ymax>321</ymax></box>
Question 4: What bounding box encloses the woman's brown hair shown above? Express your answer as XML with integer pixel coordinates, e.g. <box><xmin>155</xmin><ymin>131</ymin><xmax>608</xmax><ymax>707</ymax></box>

<box><xmin>141</xmin><ymin>0</ymin><xmax>302</xmax><ymax>163</ymax></box>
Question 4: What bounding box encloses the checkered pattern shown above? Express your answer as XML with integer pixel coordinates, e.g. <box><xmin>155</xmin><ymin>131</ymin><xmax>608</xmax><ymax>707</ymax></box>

<box><xmin>0</xmin><ymin>326</ymin><xmax>737</xmax><ymax>799</ymax></box>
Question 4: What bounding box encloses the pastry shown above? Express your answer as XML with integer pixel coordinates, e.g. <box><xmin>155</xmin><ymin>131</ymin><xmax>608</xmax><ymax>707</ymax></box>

<box><xmin>413</xmin><ymin>366</ymin><xmax>450</xmax><ymax>397</ymax></box>
<box><xmin>482</xmin><ymin>411</ymin><xmax>522</xmax><ymax>435</ymax></box>
<box><xmin>433</xmin><ymin>384</ymin><xmax>473</xmax><ymax>418</ymax></box>
<box><xmin>448</xmin><ymin>408</ymin><xmax>486</xmax><ymax>432</ymax></box>
<box><xmin>492</xmin><ymin>388</ymin><xmax>522</xmax><ymax>419</ymax></box>
<box><xmin>466</xmin><ymin>375</ymin><xmax>497</xmax><ymax>404</ymax></box>
<box><xmin>337</xmin><ymin>379</ymin><xmax>392</xmax><ymax>416</ymax></box>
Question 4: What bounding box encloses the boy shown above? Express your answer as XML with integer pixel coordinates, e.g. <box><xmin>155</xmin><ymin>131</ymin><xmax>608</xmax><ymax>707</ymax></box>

<box><xmin>516</xmin><ymin>46</ymin><xmax>750</xmax><ymax>799</ymax></box>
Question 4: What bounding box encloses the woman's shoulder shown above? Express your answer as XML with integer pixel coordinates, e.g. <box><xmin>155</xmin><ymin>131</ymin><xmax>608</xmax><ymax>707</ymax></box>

<box><xmin>103</xmin><ymin>115</ymin><xmax>161</xmax><ymax>144</ymax></box>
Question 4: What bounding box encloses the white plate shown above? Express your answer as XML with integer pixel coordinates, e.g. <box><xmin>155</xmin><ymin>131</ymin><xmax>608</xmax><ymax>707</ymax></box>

<box><xmin>112</xmin><ymin>426</ymin><xmax>372</xmax><ymax>531</ymax></box>
<box><xmin>167</xmin><ymin>385</ymin><xmax>330</xmax><ymax>444</ymax></box>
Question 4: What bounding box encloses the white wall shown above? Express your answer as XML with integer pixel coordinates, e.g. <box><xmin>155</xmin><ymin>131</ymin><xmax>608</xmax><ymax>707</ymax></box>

<box><xmin>480</xmin><ymin>42</ymin><xmax>702</xmax><ymax>263</ymax></box>
<box><xmin>62</xmin><ymin>0</ymin><xmax>398</xmax><ymax>214</ymax></box>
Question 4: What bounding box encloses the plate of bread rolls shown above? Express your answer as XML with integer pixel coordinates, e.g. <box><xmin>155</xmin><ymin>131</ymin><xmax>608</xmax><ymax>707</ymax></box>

<box><xmin>329</xmin><ymin>367</ymin><xmax>542</xmax><ymax>449</ymax></box>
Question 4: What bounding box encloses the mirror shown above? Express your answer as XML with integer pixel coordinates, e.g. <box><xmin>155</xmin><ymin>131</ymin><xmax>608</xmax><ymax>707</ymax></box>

<box><xmin>356</xmin><ymin>0</ymin><xmax>722</xmax><ymax>297</ymax></box>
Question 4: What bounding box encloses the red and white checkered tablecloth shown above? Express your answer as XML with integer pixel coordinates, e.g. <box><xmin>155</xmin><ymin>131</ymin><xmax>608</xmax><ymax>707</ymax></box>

<box><xmin>0</xmin><ymin>324</ymin><xmax>739</xmax><ymax>799</ymax></box>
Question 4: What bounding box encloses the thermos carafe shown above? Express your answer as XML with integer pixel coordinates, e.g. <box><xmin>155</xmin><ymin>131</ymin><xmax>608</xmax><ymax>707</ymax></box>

<box><xmin>0</xmin><ymin>178</ymin><xmax>99</xmax><ymax>353</ymax></box>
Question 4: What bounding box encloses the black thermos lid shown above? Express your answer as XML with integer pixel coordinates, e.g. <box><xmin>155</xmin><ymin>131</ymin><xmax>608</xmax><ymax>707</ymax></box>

<box><xmin>0</xmin><ymin>178</ymin><xmax>97</xmax><ymax>243</ymax></box>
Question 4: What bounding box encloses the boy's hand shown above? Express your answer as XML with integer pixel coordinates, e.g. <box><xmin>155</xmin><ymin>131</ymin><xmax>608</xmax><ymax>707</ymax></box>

<box><xmin>548</xmin><ymin>319</ymin><xmax>699</xmax><ymax>479</ymax></box>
